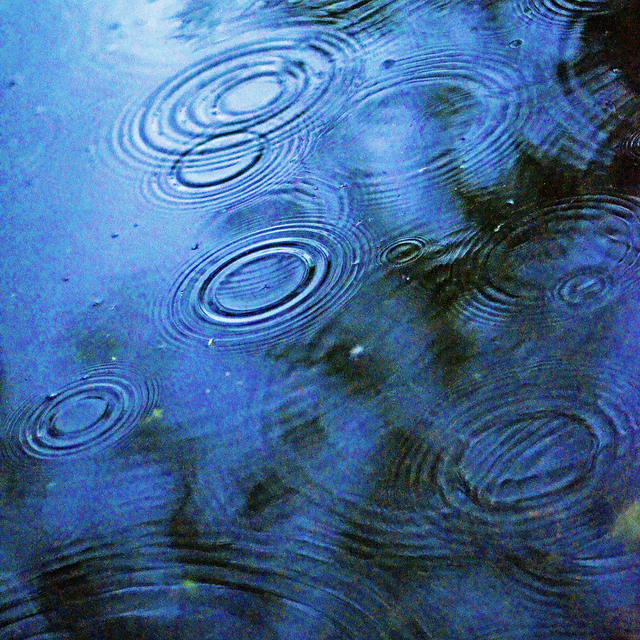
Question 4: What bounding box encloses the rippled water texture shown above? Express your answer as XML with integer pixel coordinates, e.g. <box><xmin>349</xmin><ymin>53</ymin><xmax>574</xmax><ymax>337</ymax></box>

<box><xmin>3</xmin><ymin>0</ymin><xmax>640</xmax><ymax>638</ymax></box>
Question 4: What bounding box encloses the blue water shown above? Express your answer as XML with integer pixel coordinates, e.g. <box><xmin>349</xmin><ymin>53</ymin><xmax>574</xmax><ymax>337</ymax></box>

<box><xmin>2</xmin><ymin>0</ymin><xmax>640</xmax><ymax>637</ymax></box>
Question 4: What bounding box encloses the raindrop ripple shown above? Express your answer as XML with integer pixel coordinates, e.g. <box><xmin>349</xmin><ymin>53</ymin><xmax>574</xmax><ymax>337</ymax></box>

<box><xmin>619</xmin><ymin>129</ymin><xmax>640</xmax><ymax>160</ymax></box>
<box><xmin>156</xmin><ymin>221</ymin><xmax>374</xmax><ymax>352</ymax></box>
<box><xmin>109</xmin><ymin>28</ymin><xmax>362</xmax><ymax>208</ymax></box>
<box><xmin>430</xmin><ymin>362</ymin><xmax>640</xmax><ymax>551</ymax></box>
<box><xmin>379</xmin><ymin>236</ymin><xmax>431</xmax><ymax>267</ymax></box>
<box><xmin>453</xmin><ymin>194</ymin><xmax>640</xmax><ymax>328</ymax></box>
<box><xmin>525</xmin><ymin>59</ymin><xmax>637</xmax><ymax>169</ymax></box>
<box><xmin>2</xmin><ymin>366</ymin><xmax>159</xmax><ymax>461</ymax></box>
<box><xmin>511</xmin><ymin>0</ymin><xmax>609</xmax><ymax>23</ymax></box>
<box><xmin>342</xmin><ymin>47</ymin><xmax>529</xmax><ymax>191</ymax></box>
<box><xmin>140</xmin><ymin>133</ymin><xmax>310</xmax><ymax>212</ymax></box>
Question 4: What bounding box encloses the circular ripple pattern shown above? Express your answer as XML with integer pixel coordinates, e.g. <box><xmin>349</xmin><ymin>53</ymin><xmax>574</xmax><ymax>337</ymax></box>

<box><xmin>335</xmin><ymin>48</ymin><xmax>529</xmax><ymax>193</ymax></box>
<box><xmin>285</xmin><ymin>0</ymin><xmax>418</xmax><ymax>37</ymax></box>
<box><xmin>202</xmin><ymin>173</ymin><xmax>351</xmax><ymax>234</ymax></box>
<box><xmin>380</xmin><ymin>237</ymin><xmax>431</xmax><ymax>267</ymax></box>
<box><xmin>167</xmin><ymin>531</ymin><xmax>398</xmax><ymax>639</ymax></box>
<box><xmin>426</xmin><ymin>363</ymin><xmax>640</xmax><ymax>550</ymax></box>
<box><xmin>2</xmin><ymin>366</ymin><xmax>159</xmax><ymax>461</ymax></box>
<box><xmin>156</xmin><ymin>221</ymin><xmax>374</xmax><ymax>352</ymax></box>
<box><xmin>139</xmin><ymin>133</ymin><xmax>310</xmax><ymax>212</ymax></box>
<box><xmin>454</xmin><ymin>195</ymin><xmax>640</xmax><ymax>328</ymax></box>
<box><xmin>553</xmin><ymin>266</ymin><xmax>618</xmax><ymax>311</ymax></box>
<box><xmin>142</xmin><ymin>30</ymin><xmax>360</xmax><ymax>147</ymax></box>
<box><xmin>620</xmin><ymin>129</ymin><xmax>640</xmax><ymax>160</ymax></box>
<box><xmin>110</xmin><ymin>28</ymin><xmax>361</xmax><ymax>209</ymax></box>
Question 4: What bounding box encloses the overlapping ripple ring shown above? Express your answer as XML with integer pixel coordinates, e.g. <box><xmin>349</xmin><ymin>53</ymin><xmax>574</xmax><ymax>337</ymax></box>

<box><xmin>528</xmin><ymin>60</ymin><xmax>638</xmax><ymax>169</ymax></box>
<box><xmin>2</xmin><ymin>366</ymin><xmax>159</xmax><ymax>461</ymax></box>
<box><xmin>430</xmin><ymin>363</ymin><xmax>640</xmax><ymax>548</ymax></box>
<box><xmin>110</xmin><ymin>28</ymin><xmax>361</xmax><ymax>169</ymax></box>
<box><xmin>267</xmin><ymin>174</ymin><xmax>352</xmax><ymax>223</ymax></box>
<box><xmin>351</xmin><ymin>48</ymin><xmax>529</xmax><ymax>189</ymax></box>
<box><xmin>156</xmin><ymin>221</ymin><xmax>374</xmax><ymax>352</ymax></box>
<box><xmin>139</xmin><ymin>133</ymin><xmax>310</xmax><ymax>212</ymax></box>
<box><xmin>203</xmin><ymin>173</ymin><xmax>352</xmax><ymax>228</ymax></box>
<box><xmin>288</xmin><ymin>0</ymin><xmax>413</xmax><ymax>37</ymax></box>
<box><xmin>164</xmin><ymin>524</ymin><xmax>397</xmax><ymax>639</ymax></box>
<box><xmin>453</xmin><ymin>195</ymin><xmax>640</xmax><ymax>328</ymax></box>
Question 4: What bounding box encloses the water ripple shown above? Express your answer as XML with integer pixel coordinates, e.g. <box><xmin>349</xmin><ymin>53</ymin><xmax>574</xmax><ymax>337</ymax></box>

<box><xmin>511</xmin><ymin>0</ymin><xmax>610</xmax><ymax>23</ymax></box>
<box><xmin>336</xmin><ymin>499</ymin><xmax>476</xmax><ymax>568</ymax></box>
<box><xmin>137</xmin><ymin>30</ymin><xmax>360</xmax><ymax>148</ymax></box>
<box><xmin>139</xmin><ymin>133</ymin><xmax>310</xmax><ymax>212</ymax></box>
<box><xmin>524</xmin><ymin>60</ymin><xmax>638</xmax><ymax>169</ymax></box>
<box><xmin>109</xmin><ymin>28</ymin><xmax>362</xmax><ymax>209</ymax></box>
<box><xmin>379</xmin><ymin>237</ymin><xmax>432</xmax><ymax>268</ymax></box>
<box><xmin>155</xmin><ymin>220</ymin><xmax>374</xmax><ymax>352</ymax></box>
<box><xmin>168</xmin><ymin>530</ymin><xmax>398</xmax><ymax>640</ymax></box>
<box><xmin>214</xmin><ymin>173</ymin><xmax>352</xmax><ymax>232</ymax></box>
<box><xmin>321</xmin><ymin>47</ymin><xmax>529</xmax><ymax>194</ymax></box>
<box><xmin>1</xmin><ymin>366</ymin><xmax>159</xmax><ymax>461</ymax></box>
<box><xmin>429</xmin><ymin>362</ymin><xmax>640</xmax><ymax>553</ymax></box>
<box><xmin>453</xmin><ymin>194</ymin><xmax>640</xmax><ymax>329</ymax></box>
<box><xmin>571</xmin><ymin>534</ymin><xmax>640</xmax><ymax>637</ymax></box>
<box><xmin>0</xmin><ymin>569</ymin><xmax>58</xmax><ymax>639</ymax></box>
<box><xmin>619</xmin><ymin>129</ymin><xmax>640</xmax><ymax>160</ymax></box>
<box><xmin>284</xmin><ymin>0</ymin><xmax>417</xmax><ymax>36</ymax></box>
<box><xmin>26</xmin><ymin>529</ymin><xmax>180</xmax><ymax>635</ymax></box>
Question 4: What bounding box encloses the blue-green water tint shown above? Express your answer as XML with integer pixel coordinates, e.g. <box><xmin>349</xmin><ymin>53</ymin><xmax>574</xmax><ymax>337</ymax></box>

<box><xmin>2</xmin><ymin>0</ymin><xmax>640</xmax><ymax>637</ymax></box>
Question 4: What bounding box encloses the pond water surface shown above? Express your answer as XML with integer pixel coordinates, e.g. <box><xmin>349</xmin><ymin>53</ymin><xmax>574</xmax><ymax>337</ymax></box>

<box><xmin>2</xmin><ymin>1</ymin><xmax>640</xmax><ymax>638</ymax></box>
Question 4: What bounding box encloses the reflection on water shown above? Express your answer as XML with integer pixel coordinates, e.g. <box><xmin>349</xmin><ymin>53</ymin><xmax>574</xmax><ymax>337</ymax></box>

<box><xmin>2</xmin><ymin>0</ymin><xmax>640</xmax><ymax>637</ymax></box>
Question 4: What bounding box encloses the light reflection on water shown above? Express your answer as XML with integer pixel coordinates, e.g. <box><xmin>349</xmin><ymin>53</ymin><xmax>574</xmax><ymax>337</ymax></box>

<box><xmin>2</xmin><ymin>0</ymin><xmax>640</xmax><ymax>637</ymax></box>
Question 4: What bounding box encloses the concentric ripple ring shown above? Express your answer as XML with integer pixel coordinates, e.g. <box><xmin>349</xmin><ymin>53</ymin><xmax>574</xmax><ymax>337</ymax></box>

<box><xmin>2</xmin><ymin>366</ymin><xmax>159</xmax><ymax>461</ymax></box>
<box><xmin>112</xmin><ymin>28</ymin><xmax>362</xmax><ymax>169</ymax></box>
<box><xmin>108</xmin><ymin>28</ymin><xmax>361</xmax><ymax>210</ymax></box>
<box><xmin>453</xmin><ymin>195</ymin><xmax>640</xmax><ymax>328</ymax></box>
<box><xmin>157</xmin><ymin>221</ymin><xmax>374</xmax><ymax>351</ymax></box>
<box><xmin>425</xmin><ymin>362</ymin><xmax>640</xmax><ymax>552</ymax></box>
<box><xmin>338</xmin><ymin>48</ymin><xmax>530</xmax><ymax>190</ymax></box>
<box><xmin>380</xmin><ymin>237</ymin><xmax>430</xmax><ymax>267</ymax></box>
